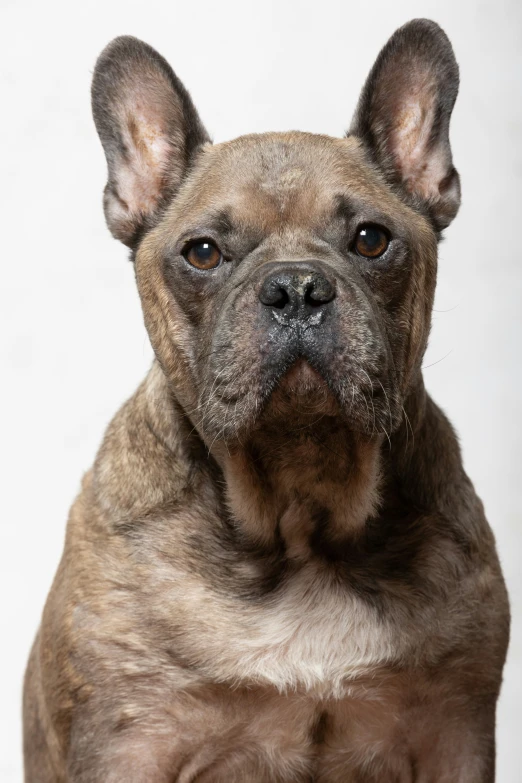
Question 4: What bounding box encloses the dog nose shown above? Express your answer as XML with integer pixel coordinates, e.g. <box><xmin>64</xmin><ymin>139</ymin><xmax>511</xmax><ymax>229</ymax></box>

<box><xmin>258</xmin><ymin>265</ymin><xmax>335</xmax><ymax>321</ymax></box>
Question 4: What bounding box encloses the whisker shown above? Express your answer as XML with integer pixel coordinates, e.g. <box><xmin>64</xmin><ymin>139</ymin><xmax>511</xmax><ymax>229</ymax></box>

<box><xmin>422</xmin><ymin>349</ymin><xmax>453</xmax><ymax>370</ymax></box>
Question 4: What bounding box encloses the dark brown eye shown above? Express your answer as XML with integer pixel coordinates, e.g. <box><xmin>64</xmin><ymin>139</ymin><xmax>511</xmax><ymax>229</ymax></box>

<box><xmin>184</xmin><ymin>240</ymin><xmax>223</xmax><ymax>270</ymax></box>
<box><xmin>354</xmin><ymin>225</ymin><xmax>390</xmax><ymax>258</ymax></box>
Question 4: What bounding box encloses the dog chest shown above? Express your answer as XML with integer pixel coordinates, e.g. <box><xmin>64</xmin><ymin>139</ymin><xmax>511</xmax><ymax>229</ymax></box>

<box><xmin>171</xmin><ymin>562</ymin><xmax>403</xmax><ymax>697</ymax></box>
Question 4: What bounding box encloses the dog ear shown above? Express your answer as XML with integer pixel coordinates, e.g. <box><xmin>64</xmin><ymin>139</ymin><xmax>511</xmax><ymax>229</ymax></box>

<box><xmin>92</xmin><ymin>36</ymin><xmax>210</xmax><ymax>247</ymax></box>
<box><xmin>350</xmin><ymin>19</ymin><xmax>460</xmax><ymax>230</ymax></box>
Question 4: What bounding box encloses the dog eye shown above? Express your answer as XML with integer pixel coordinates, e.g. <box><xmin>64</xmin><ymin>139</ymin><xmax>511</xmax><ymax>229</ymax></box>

<box><xmin>183</xmin><ymin>240</ymin><xmax>223</xmax><ymax>270</ymax></box>
<box><xmin>354</xmin><ymin>225</ymin><xmax>390</xmax><ymax>258</ymax></box>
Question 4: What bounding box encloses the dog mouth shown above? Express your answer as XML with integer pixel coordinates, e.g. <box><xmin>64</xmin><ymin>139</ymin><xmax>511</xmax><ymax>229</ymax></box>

<box><xmin>264</xmin><ymin>358</ymin><xmax>340</xmax><ymax>420</ymax></box>
<box><xmin>277</xmin><ymin>359</ymin><xmax>329</xmax><ymax>395</ymax></box>
<box><xmin>192</xmin><ymin>357</ymin><xmax>395</xmax><ymax>445</ymax></box>
<box><xmin>194</xmin><ymin>308</ymin><xmax>398</xmax><ymax>444</ymax></box>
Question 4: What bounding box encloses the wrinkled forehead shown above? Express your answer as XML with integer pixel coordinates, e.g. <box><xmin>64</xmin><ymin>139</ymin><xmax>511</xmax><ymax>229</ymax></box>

<box><xmin>161</xmin><ymin>132</ymin><xmax>415</xmax><ymax>237</ymax></box>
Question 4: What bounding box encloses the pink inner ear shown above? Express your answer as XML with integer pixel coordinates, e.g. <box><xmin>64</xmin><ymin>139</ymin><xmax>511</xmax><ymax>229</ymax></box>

<box><xmin>390</xmin><ymin>76</ymin><xmax>449</xmax><ymax>201</ymax></box>
<box><xmin>112</xmin><ymin>78</ymin><xmax>185</xmax><ymax>222</ymax></box>
<box><xmin>115</xmin><ymin>105</ymin><xmax>173</xmax><ymax>219</ymax></box>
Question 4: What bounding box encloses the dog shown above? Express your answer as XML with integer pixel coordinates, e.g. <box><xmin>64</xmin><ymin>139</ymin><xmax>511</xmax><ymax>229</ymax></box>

<box><xmin>23</xmin><ymin>19</ymin><xmax>509</xmax><ymax>782</ymax></box>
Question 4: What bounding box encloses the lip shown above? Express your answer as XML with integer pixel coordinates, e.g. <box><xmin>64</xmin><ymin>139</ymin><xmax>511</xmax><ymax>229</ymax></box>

<box><xmin>277</xmin><ymin>358</ymin><xmax>329</xmax><ymax>394</ymax></box>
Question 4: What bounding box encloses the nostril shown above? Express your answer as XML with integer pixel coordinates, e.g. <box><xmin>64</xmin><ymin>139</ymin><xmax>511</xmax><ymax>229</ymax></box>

<box><xmin>259</xmin><ymin>279</ymin><xmax>292</xmax><ymax>310</ymax></box>
<box><xmin>305</xmin><ymin>288</ymin><xmax>325</xmax><ymax>308</ymax></box>
<box><xmin>270</xmin><ymin>287</ymin><xmax>290</xmax><ymax>310</ymax></box>
<box><xmin>305</xmin><ymin>277</ymin><xmax>335</xmax><ymax>307</ymax></box>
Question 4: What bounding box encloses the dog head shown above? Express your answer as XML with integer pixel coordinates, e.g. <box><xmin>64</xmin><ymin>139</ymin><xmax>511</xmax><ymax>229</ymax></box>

<box><xmin>92</xmin><ymin>20</ymin><xmax>459</xmax><ymax>447</ymax></box>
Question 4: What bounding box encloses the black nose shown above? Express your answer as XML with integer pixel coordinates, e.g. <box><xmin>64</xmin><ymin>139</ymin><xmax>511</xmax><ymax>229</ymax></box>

<box><xmin>259</xmin><ymin>264</ymin><xmax>336</xmax><ymax>322</ymax></box>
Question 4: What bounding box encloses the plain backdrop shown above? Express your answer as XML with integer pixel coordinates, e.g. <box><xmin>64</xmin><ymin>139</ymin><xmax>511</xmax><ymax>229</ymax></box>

<box><xmin>1</xmin><ymin>0</ymin><xmax>520</xmax><ymax>778</ymax></box>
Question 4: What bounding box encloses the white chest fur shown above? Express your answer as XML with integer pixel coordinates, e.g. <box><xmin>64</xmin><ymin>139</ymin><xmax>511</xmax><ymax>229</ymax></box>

<box><xmin>175</xmin><ymin>563</ymin><xmax>407</xmax><ymax>698</ymax></box>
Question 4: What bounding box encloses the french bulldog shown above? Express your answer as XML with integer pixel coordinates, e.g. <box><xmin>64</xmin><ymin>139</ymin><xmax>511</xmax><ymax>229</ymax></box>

<box><xmin>23</xmin><ymin>18</ymin><xmax>509</xmax><ymax>782</ymax></box>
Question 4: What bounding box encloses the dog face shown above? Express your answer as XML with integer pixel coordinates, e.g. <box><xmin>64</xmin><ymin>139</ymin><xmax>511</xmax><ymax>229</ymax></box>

<box><xmin>137</xmin><ymin>135</ymin><xmax>436</xmax><ymax>445</ymax></box>
<box><xmin>92</xmin><ymin>21</ymin><xmax>460</xmax><ymax>447</ymax></box>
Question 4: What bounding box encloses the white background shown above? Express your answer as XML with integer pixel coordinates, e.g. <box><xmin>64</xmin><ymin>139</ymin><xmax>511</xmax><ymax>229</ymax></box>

<box><xmin>1</xmin><ymin>0</ymin><xmax>520</xmax><ymax>778</ymax></box>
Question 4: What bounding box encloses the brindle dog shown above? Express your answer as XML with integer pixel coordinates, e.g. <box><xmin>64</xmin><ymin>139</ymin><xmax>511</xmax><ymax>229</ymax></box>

<box><xmin>23</xmin><ymin>19</ymin><xmax>509</xmax><ymax>782</ymax></box>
